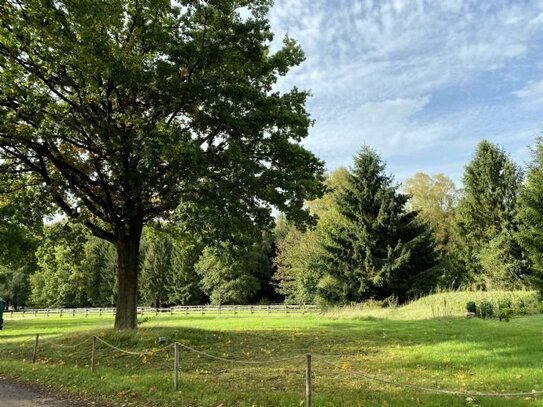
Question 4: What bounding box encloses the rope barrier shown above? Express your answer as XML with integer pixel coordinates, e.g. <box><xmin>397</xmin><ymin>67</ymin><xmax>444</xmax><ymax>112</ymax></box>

<box><xmin>94</xmin><ymin>336</ymin><xmax>175</xmax><ymax>356</ymax></box>
<box><xmin>316</xmin><ymin>357</ymin><xmax>543</xmax><ymax>398</ymax></box>
<box><xmin>3</xmin><ymin>333</ymin><xmax>542</xmax><ymax>399</ymax></box>
<box><xmin>39</xmin><ymin>337</ymin><xmax>91</xmax><ymax>350</ymax></box>
<box><xmin>175</xmin><ymin>342</ymin><xmax>304</xmax><ymax>364</ymax></box>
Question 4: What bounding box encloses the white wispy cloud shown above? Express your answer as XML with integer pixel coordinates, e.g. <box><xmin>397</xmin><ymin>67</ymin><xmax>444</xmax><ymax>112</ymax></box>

<box><xmin>268</xmin><ymin>0</ymin><xmax>543</xmax><ymax>176</ymax></box>
<box><xmin>514</xmin><ymin>80</ymin><xmax>543</xmax><ymax>105</ymax></box>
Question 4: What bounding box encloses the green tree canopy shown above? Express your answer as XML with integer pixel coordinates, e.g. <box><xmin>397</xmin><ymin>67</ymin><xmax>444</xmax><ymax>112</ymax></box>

<box><xmin>273</xmin><ymin>168</ymin><xmax>348</xmax><ymax>304</ymax></box>
<box><xmin>450</xmin><ymin>140</ymin><xmax>527</xmax><ymax>288</ymax></box>
<box><xmin>0</xmin><ymin>0</ymin><xmax>324</xmax><ymax>328</ymax></box>
<box><xmin>321</xmin><ymin>148</ymin><xmax>438</xmax><ymax>304</ymax></box>
<box><xmin>403</xmin><ymin>173</ymin><xmax>458</xmax><ymax>253</ymax></box>
<box><xmin>517</xmin><ymin>138</ymin><xmax>543</xmax><ymax>291</ymax></box>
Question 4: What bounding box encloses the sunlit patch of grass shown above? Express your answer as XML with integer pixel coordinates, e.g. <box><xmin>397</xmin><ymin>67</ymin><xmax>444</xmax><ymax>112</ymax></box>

<box><xmin>1</xmin><ymin>299</ymin><xmax>542</xmax><ymax>406</ymax></box>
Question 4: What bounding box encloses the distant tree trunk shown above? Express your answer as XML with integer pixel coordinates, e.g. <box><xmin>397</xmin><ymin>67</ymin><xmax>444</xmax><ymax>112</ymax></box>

<box><xmin>114</xmin><ymin>222</ymin><xmax>143</xmax><ymax>330</ymax></box>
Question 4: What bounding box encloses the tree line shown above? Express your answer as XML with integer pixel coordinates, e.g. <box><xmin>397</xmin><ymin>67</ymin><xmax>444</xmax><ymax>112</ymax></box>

<box><xmin>3</xmin><ymin>138</ymin><xmax>543</xmax><ymax>309</ymax></box>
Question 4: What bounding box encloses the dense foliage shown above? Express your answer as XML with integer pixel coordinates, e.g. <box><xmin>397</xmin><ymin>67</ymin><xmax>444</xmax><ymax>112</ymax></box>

<box><xmin>6</xmin><ymin>138</ymin><xmax>543</xmax><ymax>309</ymax></box>
<box><xmin>318</xmin><ymin>148</ymin><xmax>438</xmax><ymax>304</ymax></box>
<box><xmin>450</xmin><ymin>141</ymin><xmax>529</xmax><ymax>289</ymax></box>
<box><xmin>0</xmin><ymin>0</ymin><xmax>324</xmax><ymax>328</ymax></box>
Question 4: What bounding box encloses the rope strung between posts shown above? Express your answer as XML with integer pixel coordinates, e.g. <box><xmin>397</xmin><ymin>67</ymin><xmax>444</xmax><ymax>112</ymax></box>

<box><xmin>175</xmin><ymin>342</ymin><xmax>305</xmax><ymax>364</ymax></box>
<box><xmin>94</xmin><ymin>336</ymin><xmax>175</xmax><ymax>356</ymax></box>
<box><xmin>39</xmin><ymin>337</ymin><xmax>91</xmax><ymax>350</ymax></box>
<box><xmin>316</xmin><ymin>357</ymin><xmax>543</xmax><ymax>398</ymax></box>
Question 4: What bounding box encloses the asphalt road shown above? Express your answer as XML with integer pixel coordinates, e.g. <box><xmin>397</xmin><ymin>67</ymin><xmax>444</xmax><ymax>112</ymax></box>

<box><xmin>0</xmin><ymin>380</ymin><xmax>78</xmax><ymax>407</ymax></box>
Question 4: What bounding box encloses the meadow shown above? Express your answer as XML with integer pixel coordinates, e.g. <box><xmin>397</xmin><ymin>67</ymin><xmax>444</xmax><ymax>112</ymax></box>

<box><xmin>1</xmin><ymin>292</ymin><xmax>543</xmax><ymax>407</ymax></box>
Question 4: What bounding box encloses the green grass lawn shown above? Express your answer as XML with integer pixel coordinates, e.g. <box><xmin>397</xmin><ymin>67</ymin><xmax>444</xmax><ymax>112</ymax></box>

<box><xmin>1</xmin><ymin>302</ymin><xmax>543</xmax><ymax>406</ymax></box>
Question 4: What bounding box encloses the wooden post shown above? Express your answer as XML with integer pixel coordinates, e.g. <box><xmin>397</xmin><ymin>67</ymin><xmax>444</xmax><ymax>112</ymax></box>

<box><xmin>173</xmin><ymin>342</ymin><xmax>179</xmax><ymax>391</ymax></box>
<box><xmin>72</xmin><ymin>309</ymin><xmax>75</xmax><ymax>317</ymax></box>
<box><xmin>60</xmin><ymin>309</ymin><xmax>63</xmax><ymax>318</ymax></box>
<box><xmin>91</xmin><ymin>336</ymin><xmax>96</xmax><ymax>373</ymax></box>
<box><xmin>32</xmin><ymin>334</ymin><xmax>39</xmax><ymax>363</ymax></box>
<box><xmin>305</xmin><ymin>353</ymin><xmax>312</xmax><ymax>407</ymax></box>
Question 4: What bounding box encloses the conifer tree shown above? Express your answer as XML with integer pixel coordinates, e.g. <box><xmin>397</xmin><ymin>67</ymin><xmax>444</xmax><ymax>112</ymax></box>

<box><xmin>140</xmin><ymin>230</ymin><xmax>173</xmax><ymax>308</ymax></box>
<box><xmin>450</xmin><ymin>140</ymin><xmax>527</xmax><ymax>288</ymax></box>
<box><xmin>517</xmin><ymin>138</ymin><xmax>543</xmax><ymax>291</ymax></box>
<box><xmin>320</xmin><ymin>147</ymin><xmax>438</xmax><ymax>304</ymax></box>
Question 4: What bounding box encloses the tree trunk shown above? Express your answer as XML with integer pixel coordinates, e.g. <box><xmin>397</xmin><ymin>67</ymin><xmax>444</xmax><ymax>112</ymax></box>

<box><xmin>114</xmin><ymin>224</ymin><xmax>143</xmax><ymax>330</ymax></box>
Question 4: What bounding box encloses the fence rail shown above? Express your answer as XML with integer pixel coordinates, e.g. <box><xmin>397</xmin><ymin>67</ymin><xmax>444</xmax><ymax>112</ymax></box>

<box><xmin>5</xmin><ymin>304</ymin><xmax>319</xmax><ymax>318</ymax></box>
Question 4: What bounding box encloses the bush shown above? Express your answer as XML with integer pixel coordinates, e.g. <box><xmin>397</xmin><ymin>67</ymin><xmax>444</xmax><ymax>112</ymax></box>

<box><xmin>498</xmin><ymin>298</ymin><xmax>512</xmax><ymax>310</ymax></box>
<box><xmin>516</xmin><ymin>299</ymin><xmax>527</xmax><ymax>315</ymax></box>
<box><xmin>466</xmin><ymin>301</ymin><xmax>477</xmax><ymax>314</ymax></box>
<box><xmin>498</xmin><ymin>307</ymin><xmax>513</xmax><ymax>322</ymax></box>
<box><xmin>478</xmin><ymin>300</ymin><xmax>494</xmax><ymax>319</ymax></box>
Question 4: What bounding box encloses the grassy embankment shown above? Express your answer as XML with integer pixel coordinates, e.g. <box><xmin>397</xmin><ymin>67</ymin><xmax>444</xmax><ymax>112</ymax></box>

<box><xmin>1</xmin><ymin>291</ymin><xmax>542</xmax><ymax>407</ymax></box>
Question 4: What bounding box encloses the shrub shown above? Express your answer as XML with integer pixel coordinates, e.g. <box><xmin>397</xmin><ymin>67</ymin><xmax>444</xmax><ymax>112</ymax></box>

<box><xmin>478</xmin><ymin>300</ymin><xmax>494</xmax><ymax>319</ymax></box>
<box><xmin>498</xmin><ymin>307</ymin><xmax>513</xmax><ymax>322</ymax></box>
<box><xmin>466</xmin><ymin>301</ymin><xmax>477</xmax><ymax>314</ymax></box>
<box><xmin>498</xmin><ymin>298</ymin><xmax>512</xmax><ymax>310</ymax></box>
<box><xmin>516</xmin><ymin>299</ymin><xmax>527</xmax><ymax>315</ymax></box>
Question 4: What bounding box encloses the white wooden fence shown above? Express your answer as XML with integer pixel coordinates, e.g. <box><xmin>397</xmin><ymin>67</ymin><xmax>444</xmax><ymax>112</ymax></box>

<box><xmin>5</xmin><ymin>304</ymin><xmax>319</xmax><ymax>318</ymax></box>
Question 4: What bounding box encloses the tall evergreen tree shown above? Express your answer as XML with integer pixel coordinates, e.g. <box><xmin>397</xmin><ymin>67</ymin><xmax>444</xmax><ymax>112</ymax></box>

<box><xmin>517</xmin><ymin>138</ymin><xmax>543</xmax><ymax>292</ymax></box>
<box><xmin>169</xmin><ymin>238</ymin><xmax>206</xmax><ymax>306</ymax></box>
<box><xmin>140</xmin><ymin>229</ymin><xmax>174</xmax><ymax>308</ymax></box>
<box><xmin>450</xmin><ymin>140</ymin><xmax>527</xmax><ymax>288</ymax></box>
<box><xmin>320</xmin><ymin>148</ymin><xmax>438</xmax><ymax>304</ymax></box>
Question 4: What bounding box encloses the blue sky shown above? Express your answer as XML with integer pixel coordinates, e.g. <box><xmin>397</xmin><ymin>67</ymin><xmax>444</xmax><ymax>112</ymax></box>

<box><xmin>267</xmin><ymin>0</ymin><xmax>543</xmax><ymax>184</ymax></box>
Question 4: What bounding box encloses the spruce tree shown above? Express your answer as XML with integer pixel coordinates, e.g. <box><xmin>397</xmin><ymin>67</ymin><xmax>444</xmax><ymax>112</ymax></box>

<box><xmin>140</xmin><ymin>230</ymin><xmax>174</xmax><ymax>308</ymax></box>
<box><xmin>450</xmin><ymin>140</ymin><xmax>527</xmax><ymax>288</ymax></box>
<box><xmin>320</xmin><ymin>147</ymin><xmax>438</xmax><ymax>304</ymax></box>
<box><xmin>517</xmin><ymin>138</ymin><xmax>543</xmax><ymax>291</ymax></box>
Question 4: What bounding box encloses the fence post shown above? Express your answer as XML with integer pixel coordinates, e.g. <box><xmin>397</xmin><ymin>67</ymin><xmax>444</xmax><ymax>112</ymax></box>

<box><xmin>91</xmin><ymin>336</ymin><xmax>96</xmax><ymax>373</ymax></box>
<box><xmin>305</xmin><ymin>353</ymin><xmax>312</xmax><ymax>407</ymax></box>
<box><xmin>32</xmin><ymin>334</ymin><xmax>39</xmax><ymax>363</ymax></box>
<box><xmin>173</xmin><ymin>342</ymin><xmax>179</xmax><ymax>391</ymax></box>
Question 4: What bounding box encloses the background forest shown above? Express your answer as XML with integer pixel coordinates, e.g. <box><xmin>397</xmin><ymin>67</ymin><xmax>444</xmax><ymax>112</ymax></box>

<box><xmin>3</xmin><ymin>138</ymin><xmax>543</xmax><ymax>309</ymax></box>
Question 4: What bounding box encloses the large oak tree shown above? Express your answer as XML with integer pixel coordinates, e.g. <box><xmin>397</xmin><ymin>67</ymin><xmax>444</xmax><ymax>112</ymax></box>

<box><xmin>0</xmin><ymin>0</ymin><xmax>324</xmax><ymax>329</ymax></box>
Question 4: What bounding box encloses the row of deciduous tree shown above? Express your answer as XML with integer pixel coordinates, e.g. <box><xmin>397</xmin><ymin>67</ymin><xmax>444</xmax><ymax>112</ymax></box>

<box><xmin>3</xmin><ymin>138</ymin><xmax>543</xmax><ymax>308</ymax></box>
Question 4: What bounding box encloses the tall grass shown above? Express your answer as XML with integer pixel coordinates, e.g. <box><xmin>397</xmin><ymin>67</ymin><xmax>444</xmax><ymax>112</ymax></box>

<box><xmin>324</xmin><ymin>290</ymin><xmax>541</xmax><ymax>320</ymax></box>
